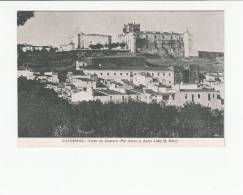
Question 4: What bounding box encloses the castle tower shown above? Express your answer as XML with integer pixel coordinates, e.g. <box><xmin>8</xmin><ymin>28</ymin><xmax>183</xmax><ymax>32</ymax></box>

<box><xmin>128</xmin><ymin>32</ymin><xmax>137</xmax><ymax>53</ymax></box>
<box><xmin>183</xmin><ymin>30</ymin><xmax>193</xmax><ymax>57</ymax></box>
<box><xmin>123</xmin><ymin>22</ymin><xmax>140</xmax><ymax>33</ymax></box>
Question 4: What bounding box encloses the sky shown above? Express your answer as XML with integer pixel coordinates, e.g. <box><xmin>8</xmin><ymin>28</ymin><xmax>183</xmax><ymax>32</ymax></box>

<box><xmin>17</xmin><ymin>11</ymin><xmax>224</xmax><ymax>52</ymax></box>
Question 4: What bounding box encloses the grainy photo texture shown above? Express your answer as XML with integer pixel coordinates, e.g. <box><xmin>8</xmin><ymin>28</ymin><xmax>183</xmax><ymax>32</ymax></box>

<box><xmin>17</xmin><ymin>11</ymin><xmax>224</xmax><ymax>143</ymax></box>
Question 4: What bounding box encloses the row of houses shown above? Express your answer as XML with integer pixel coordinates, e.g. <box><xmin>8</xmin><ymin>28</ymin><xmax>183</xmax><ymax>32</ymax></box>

<box><xmin>69</xmin><ymin>81</ymin><xmax>223</xmax><ymax>110</ymax></box>
<box><xmin>18</xmin><ymin>44</ymin><xmax>53</xmax><ymax>52</ymax></box>
<box><xmin>17</xmin><ymin>66</ymin><xmax>224</xmax><ymax>110</ymax></box>
<box><xmin>65</xmin><ymin>71</ymin><xmax>223</xmax><ymax>110</ymax></box>
<box><xmin>83</xmin><ymin>68</ymin><xmax>174</xmax><ymax>86</ymax></box>
<box><xmin>18</xmin><ymin>69</ymin><xmax>59</xmax><ymax>83</ymax></box>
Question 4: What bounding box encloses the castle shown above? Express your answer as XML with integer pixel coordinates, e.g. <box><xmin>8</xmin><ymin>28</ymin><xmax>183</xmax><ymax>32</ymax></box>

<box><xmin>118</xmin><ymin>22</ymin><xmax>193</xmax><ymax>57</ymax></box>
<box><xmin>75</xmin><ymin>33</ymin><xmax>112</xmax><ymax>49</ymax></box>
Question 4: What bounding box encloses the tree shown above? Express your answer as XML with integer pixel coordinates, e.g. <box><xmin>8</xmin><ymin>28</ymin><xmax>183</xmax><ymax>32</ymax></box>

<box><xmin>17</xmin><ymin>11</ymin><xmax>34</xmax><ymax>26</ymax></box>
<box><xmin>18</xmin><ymin>79</ymin><xmax>224</xmax><ymax>138</ymax></box>
<box><xmin>89</xmin><ymin>43</ymin><xmax>104</xmax><ymax>49</ymax></box>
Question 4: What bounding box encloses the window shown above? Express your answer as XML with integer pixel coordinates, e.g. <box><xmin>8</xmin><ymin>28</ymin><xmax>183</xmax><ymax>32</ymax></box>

<box><xmin>100</xmin><ymin>73</ymin><xmax>103</xmax><ymax>76</ymax></box>
<box><xmin>213</xmin><ymin>94</ymin><xmax>215</xmax><ymax>98</ymax></box>
<box><xmin>126</xmin><ymin>73</ymin><xmax>129</xmax><ymax>76</ymax></box>
<box><xmin>110</xmin><ymin>96</ymin><xmax>112</xmax><ymax>100</ymax></box>
<box><xmin>169</xmin><ymin>81</ymin><xmax>171</xmax><ymax>84</ymax></box>
<box><xmin>107</xmin><ymin>73</ymin><xmax>109</xmax><ymax>76</ymax></box>
<box><xmin>154</xmin><ymin>35</ymin><xmax>157</xmax><ymax>39</ymax></box>
<box><xmin>120</xmin><ymin>73</ymin><xmax>123</xmax><ymax>76</ymax></box>
<box><xmin>122</xmin><ymin>96</ymin><xmax>125</xmax><ymax>102</ymax></box>
<box><xmin>169</xmin><ymin>73</ymin><xmax>171</xmax><ymax>76</ymax></box>
<box><xmin>163</xmin><ymin>73</ymin><xmax>165</xmax><ymax>76</ymax></box>
<box><xmin>185</xmin><ymin>94</ymin><xmax>187</xmax><ymax>99</ymax></box>
<box><xmin>208</xmin><ymin>94</ymin><xmax>211</xmax><ymax>101</ymax></box>
<box><xmin>152</xmin><ymin>73</ymin><xmax>154</xmax><ymax>76</ymax></box>
<box><xmin>198</xmin><ymin>94</ymin><xmax>200</xmax><ymax>98</ymax></box>
<box><xmin>157</xmin><ymin>73</ymin><xmax>160</xmax><ymax>76</ymax></box>
<box><xmin>114</xmin><ymin>73</ymin><xmax>116</xmax><ymax>75</ymax></box>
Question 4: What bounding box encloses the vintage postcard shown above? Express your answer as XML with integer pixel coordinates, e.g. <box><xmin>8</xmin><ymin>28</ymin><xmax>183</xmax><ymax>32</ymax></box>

<box><xmin>17</xmin><ymin>11</ymin><xmax>224</xmax><ymax>147</ymax></box>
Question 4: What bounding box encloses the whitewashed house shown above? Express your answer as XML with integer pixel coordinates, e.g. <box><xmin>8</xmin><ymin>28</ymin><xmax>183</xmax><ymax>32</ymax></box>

<box><xmin>44</xmin><ymin>72</ymin><xmax>59</xmax><ymax>83</ymax></box>
<box><xmin>18</xmin><ymin>69</ymin><xmax>35</xmax><ymax>80</ymax></box>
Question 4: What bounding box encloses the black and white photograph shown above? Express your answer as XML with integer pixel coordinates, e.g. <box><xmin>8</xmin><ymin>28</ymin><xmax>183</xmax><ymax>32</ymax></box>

<box><xmin>17</xmin><ymin>11</ymin><xmax>224</xmax><ymax>145</ymax></box>
<box><xmin>2</xmin><ymin>1</ymin><xmax>243</xmax><ymax>195</ymax></box>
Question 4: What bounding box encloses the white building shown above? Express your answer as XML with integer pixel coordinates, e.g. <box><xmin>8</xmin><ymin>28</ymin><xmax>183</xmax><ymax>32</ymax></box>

<box><xmin>76</xmin><ymin>60</ymin><xmax>88</xmax><ymax>70</ymax></box>
<box><xmin>168</xmin><ymin>88</ymin><xmax>223</xmax><ymax>110</ymax></box>
<box><xmin>57</xmin><ymin>42</ymin><xmax>75</xmax><ymax>52</ymax></box>
<box><xmin>18</xmin><ymin>69</ymin><xmax>35</xmax><ymax>80</ymax></box>
<box><xmin>173</xmin><ymin>83</ymin><xmax>199</xmax><ymax>90</ymax></box>
<box><xmin>72</xmin><ymin>32</ymin><xmax>112</xmax><ymax>49</ymax></box>
<box><xmin>133</xmin><ymin>72</ymin><xmax>153</xmax><ymax>86</ymax></box>
<box><xmin>108</xmin><ymin>81</ymin><xmax>127</xmax><ymax>94</ymax></box>
<box><xmin>19</xmin><ymin>44</ymin><xmax>34</xmax><ymax>52</ymax></box>
<box><xmin>205</xmin><ymin>72</ymin><xmax>224</xmax><ymax>82</ymax></box>
<box><xmin>71</xmin><ymin>78</ymin><xmax>96</xmax><ymax>90</ymax></box>
<box><xmin>83</xmin><ymin>69</ymin><xmax>132</xmax><ymax>80</ymax></box>
<box><xmin>44</xmin><ymin>72</ymin><xmax>59</xmax><ymax>83</ymax></box>
<box><xmin>203</xmin><ymin>73</ymin><xmax>224</xmax><ymax>100</ymax></box>
<box><xmin>71</xmin><ymin>88</ymin><xmax>94</xmax><ymax>102</ymax></box>
<box><xmin>71</xmin><ymin>88</ymin><xmax>141</xmax><ymax>104</ymax></box>
<box><xmin>67</xmin><ymin>73</ymin><xmax>97</xmax><ymax>83</ymax></box>
<box><xmin>83</xmin><ymin>67</ymin><xmax>174</xmax><ymax>86</ymax></box>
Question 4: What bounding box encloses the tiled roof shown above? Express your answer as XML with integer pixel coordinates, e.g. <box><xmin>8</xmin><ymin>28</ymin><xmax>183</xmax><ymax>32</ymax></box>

<box><xmin>93</xmin><ymin>90</ymin><xmax>108</xmax><ymax>96</ymax></box>
<box><xmin>76</xmin><ymin>78</ymin><xmax>95</xmax><ymax>82</ymax></box>
<box><xmin>85</xmin><ymin>66</ymin><xmax>173</xmax><ymax>71</ymax></box>
<box><xmin>180</xmin><ymin>89</ymin><xmax>217</xmax><ymax>92</ymax></box>
<box><xmin>97</xmin><ymin>89</ymin><xmax>124</xmax><ymax>95</ymax></box>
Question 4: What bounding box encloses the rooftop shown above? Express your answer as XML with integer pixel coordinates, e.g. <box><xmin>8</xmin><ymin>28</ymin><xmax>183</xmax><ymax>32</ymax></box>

<box><xmin>138</xmin><ymin>31</ymin><xmax>182</xmax><ymax>35</ymax></box>
<box><xmin>121</xmin><ymin>79</ymin><xmax>138</xmax><ymax>88</ymax></box>
<box><xmin>139</xmin><ymin>72</ymin><xmax>153</xmax><ymax>77</ymax></box>
<box><xmin>96</xmin><ymin>82</ymin><xmax>107</xmax><ymax>88</ymax></box>
<box><xmin>110</xmin><ymin>81</ymin><xmax>124</xmax><ymax>86</ymax></box>
<box><xmin>93</xmin><ymin>90</ymin><xmax>108</xmax><ymax>96</ymax></box>
<box><xmin>96</xmin><ymin>89</ymin><xmax>124</xmax><ymax>95</ymax></box>
<box><xmin>86</xmin><ymin>33</ymin><xmax>111</xmax><ymax>37</ymax></box>
<box><xmin>180</xmin><ymin>89</ymin><xmax>217</xmax><ymax>92</ymax></box>
<box><xmin>126</xmin><ymin>90</ymin><xmax>141</xmax><ymax>95</ymax></box>
<box><xmin>76</xmin><ymin>78</ymin><xmax>95</xmax><ymax>82</ymax></box>
<box><xmin>85</xmin><ymin>65</ymin><xmax>173</xmax><ymax>71</ymax></box>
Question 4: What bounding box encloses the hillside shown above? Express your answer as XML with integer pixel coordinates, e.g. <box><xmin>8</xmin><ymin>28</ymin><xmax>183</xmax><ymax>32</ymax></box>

<box><xmin>18</xmin><ymin>50</ymin><xmax>224</xmax><ymax>73</ymax></box>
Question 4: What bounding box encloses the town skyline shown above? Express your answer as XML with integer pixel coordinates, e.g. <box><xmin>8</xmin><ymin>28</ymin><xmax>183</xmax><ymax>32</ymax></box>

<box><xmin>17</xmin><ymin>11</ymin><xmax>224</xmax><ymax>52</ymax></box>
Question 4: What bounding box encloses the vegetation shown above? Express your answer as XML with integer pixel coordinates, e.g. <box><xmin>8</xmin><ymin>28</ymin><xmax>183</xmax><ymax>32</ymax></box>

<box><xmin>18</xmin><ymin>78</ymin><xmax>224</xmax><ymax>138</ymax></box>
<box><xmin>17</xmin><ymin>11</ymin><xmax>34</xmax><ymax>26</ymax></box>
<box><xmin>89</xmin><ymin>42</ymin><xmax>126</xmax><ymax>50</ymax></box>
<box><xmin>17</xmin><ymin>49</ymin><xmax>77</xmax><ymax>71</ymax></box>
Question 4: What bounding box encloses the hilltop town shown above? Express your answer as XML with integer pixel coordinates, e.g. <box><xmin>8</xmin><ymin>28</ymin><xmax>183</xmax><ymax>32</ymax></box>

<box><xmin>18</xmin><ymin>22</ymin><xmax>224</xmax><ymax>110</ymax></box>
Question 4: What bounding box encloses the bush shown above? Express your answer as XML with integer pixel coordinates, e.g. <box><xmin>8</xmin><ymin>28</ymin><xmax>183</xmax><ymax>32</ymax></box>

<box><xmin>18</xmin><ymin>78</ymin><xmax>224</xmax><ymax>138</ymax></box>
